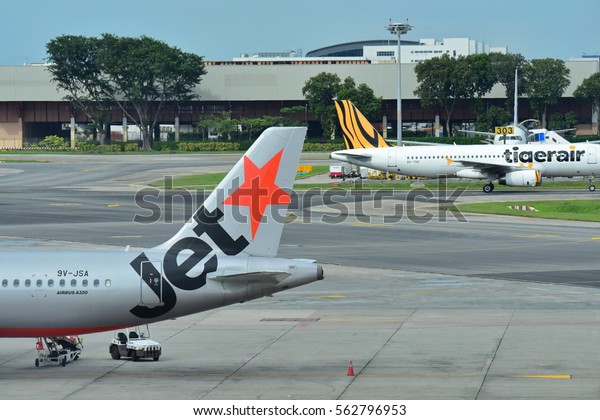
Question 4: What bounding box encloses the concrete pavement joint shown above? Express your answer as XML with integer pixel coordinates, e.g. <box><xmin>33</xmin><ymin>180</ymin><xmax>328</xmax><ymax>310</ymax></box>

<box><xmin>475</xmin><ymin>310</ymin><xmax>515</xmax><ymax>400</ymax></box>
<box><xmin>337</xmin><ymin>309</ymin><xmax>417</xmax><ymax>400</ymax></box>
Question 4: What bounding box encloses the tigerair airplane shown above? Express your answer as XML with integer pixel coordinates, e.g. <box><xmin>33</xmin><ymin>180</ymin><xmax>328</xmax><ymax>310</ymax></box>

<box><xmin>331</xmin><ymin>105</ymin><xmax>600</xmax><ymax>193</ymax></box>
<box><xmin>0</xmin><ymin>127</ymin><xmax>323</xmax><ymax>340</ymax></box>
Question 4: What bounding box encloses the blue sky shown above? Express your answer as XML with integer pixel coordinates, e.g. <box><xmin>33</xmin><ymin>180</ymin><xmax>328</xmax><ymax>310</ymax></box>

<box><xmin>2</xmin><ymin>0</ymin><xmax>598</xmax><ymax>64</ymax></box>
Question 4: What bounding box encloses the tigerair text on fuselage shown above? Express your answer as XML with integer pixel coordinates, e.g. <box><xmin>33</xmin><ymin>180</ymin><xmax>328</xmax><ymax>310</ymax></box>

<box><xmin>504</xmin><ymin>146</ymin><xmax>585</xmax><ymax>164</ymax></box>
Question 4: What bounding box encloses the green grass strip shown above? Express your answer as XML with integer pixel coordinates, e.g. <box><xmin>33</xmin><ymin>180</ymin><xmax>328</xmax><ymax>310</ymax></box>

<box><xmin>152</xmin><ymin>165</ymin><xmax>330</xmax><ymax>188</ymax></box>
<box><xmin>455</xmin><ymin>200</ymin><xmax>600</xmax><ymax>222</ymax></box>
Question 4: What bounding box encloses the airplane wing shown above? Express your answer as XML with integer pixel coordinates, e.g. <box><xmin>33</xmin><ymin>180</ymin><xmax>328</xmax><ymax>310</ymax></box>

<box><xmin>554</xmin><ymin>128</ymin><xmax>577</xmax><ymax>134</ymax></box>
<box><xmin>449</xmin><ymin>157</ymin><xmax>536</xmax><ymax>175</ymax></box>
<box><xmin>457</xmin><ymin>129</ymin><xmax>494</xmax><ymax>138</ymax></box>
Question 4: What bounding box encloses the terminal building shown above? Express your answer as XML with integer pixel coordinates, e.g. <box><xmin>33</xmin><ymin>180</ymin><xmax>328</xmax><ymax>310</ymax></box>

<box><xmin>0</xmin><ymin>39</ymin><xmax>597</xmax><ymax>147</ymax></box>
<box><xmin>306</xmin><ymin>38</ymin><xmax>508</xmax><ymax>63</ymax></box>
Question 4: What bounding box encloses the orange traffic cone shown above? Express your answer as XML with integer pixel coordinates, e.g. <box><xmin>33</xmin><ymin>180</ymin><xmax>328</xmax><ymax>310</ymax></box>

<box><xmin>347</xmin><ymin>360</ymin><xmax>355</xmax><ymax>376</ymax></box>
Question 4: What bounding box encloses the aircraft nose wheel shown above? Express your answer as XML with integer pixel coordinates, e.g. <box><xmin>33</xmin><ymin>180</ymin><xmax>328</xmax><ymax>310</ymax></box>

<box><xmin>483</xmin><ymin>183</ymin><xmax>494</xmax><ymax>193</ymax></box>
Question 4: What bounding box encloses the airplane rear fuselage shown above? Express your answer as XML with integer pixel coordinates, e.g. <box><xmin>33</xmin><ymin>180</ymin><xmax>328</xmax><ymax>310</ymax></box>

<box><xmin>0</xmin><ymin>250</ymin><xmax>321</xmax><ymax>337</ymax></box>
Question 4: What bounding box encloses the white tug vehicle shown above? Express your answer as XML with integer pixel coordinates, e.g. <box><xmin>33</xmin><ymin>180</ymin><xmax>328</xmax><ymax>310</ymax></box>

<box><xmin>109</xmin><ymin>325</ymin><xmax>161</xmax><ymax>361</ymax></box>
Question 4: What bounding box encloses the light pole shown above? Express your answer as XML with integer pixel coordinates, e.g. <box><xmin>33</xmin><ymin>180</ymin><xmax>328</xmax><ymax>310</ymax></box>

<box><xmin>385</xmin><ymin>21</ymin><xmax>413</xmax><ymax>146</ymax></box>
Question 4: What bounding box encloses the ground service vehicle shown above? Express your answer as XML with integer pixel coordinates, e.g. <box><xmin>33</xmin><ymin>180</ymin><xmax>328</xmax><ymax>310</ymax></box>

<box><xmin>35</xmin><ymin>336</ymin><xmax>82</xmax><ymax>367</ymax></box>
<box><xmin>109</xmin><ymin>325</ymin><xmax>161</xmax><ymax>361</ymax></box>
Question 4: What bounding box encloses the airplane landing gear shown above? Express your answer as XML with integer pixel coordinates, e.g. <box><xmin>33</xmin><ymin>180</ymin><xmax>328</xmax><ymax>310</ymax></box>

<box><xmin>588</xmin><ymin>178</ymin><xmax>596</xmax><ymax>192</ymax></box>
<box><xmin>483</xmin><ymin>183</ymin><xmax>495</xmax><ymax>193</ymax></box>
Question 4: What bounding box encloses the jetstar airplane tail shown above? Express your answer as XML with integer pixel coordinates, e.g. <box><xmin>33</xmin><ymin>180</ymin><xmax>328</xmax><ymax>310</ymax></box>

<box><xmin>335</xmin><ymin>99</ymin><xmax>389</xmax><ymax>149</ymax></box>
<box><xmin>153</xmin><ymin>126</ymin><xmax>307</xmax><ymax>258</ymax></box>
<box><xmin>0</xmin><ymin>126</ymin><xmax>322</xmax><ymax>339</ymax></box>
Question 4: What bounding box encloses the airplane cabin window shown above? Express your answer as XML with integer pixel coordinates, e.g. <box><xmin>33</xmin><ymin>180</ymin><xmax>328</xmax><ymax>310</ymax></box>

<box><xmin>60</xmin><ymin>279</ymin><xmax>65</xmax><ymax>287</ymax></box>
<box><xmin>25</xmin><ymin>279</ymin><xmax>31</xmax><ymax>287</ymax></box>
<box><xmin>13</xmin><ymin>279</ymin><xmax>19</xmax><ymax>287</ymax></box>
<box><xmin>94</xmin><ymin>279</ymin><xmax>100</xmax><ymax>287</ymax></box>
<box><xmin>48</xmin><ymin>279</ymin><xmax>54</xmax><ymax>287</ymax></box>
<box><xmin>105</xmin><ymin>279</ymin><xmax>112</xmax><ymax>288</ymax></box>
<box><xmin>2</xmin><ymin>279</ymin><xmax>7</xmax><ymax>287</ymax></box>
<box><xmin>82</xmin><ymin>279</ymin><xmax>88</xmax><ymax>287</ymax></box>
<box><xmin>36</xmin><ymin>279</ymin><xmax>42</xmax><ymax>288</ymax></box>
<box><xmin>71</xmin><ymin>279</ymin><xmax>77</xmax><ymax>287</ymax></box>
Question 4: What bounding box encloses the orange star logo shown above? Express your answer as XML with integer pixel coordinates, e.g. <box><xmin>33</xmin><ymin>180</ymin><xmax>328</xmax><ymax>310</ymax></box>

<box><xmin>223</xmin><ymin>150</ymin><xmax>290</xmax><ymax>239</ymax></box>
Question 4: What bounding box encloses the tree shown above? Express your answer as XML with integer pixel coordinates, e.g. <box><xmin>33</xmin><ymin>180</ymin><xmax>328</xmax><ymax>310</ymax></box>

<box><xmin>47</xmin><ymin>34</ymin><xmax>206</xmax><ymax>150</ymax></box>
<box><xmin>574</xmin><ymin>72</ymin><xmax>600</xmax><ymax>134</ymax></box>
<box><xmin>200</xmin><ymin>107</ymin><xmax>304</xmax><ymax>142</ymax></box>
<box><xmin>337</xmin><ymin>76</ymin><xmax>382</xmax><ymax>121</ymax></box>
<box><xmin>522</xmin><ymin>59</ymin><xmax>570</xmax><ymax>128</ymax></box>
<box><xmin>46</xmin><ymin>35</ymin><xmax>112</xmax><ymax>144</ymax></box>
<box><xmin>463</xmin><ymin>54</ymin><xmax>497</xmax><ymax>99</ymax></box>
<box><xmin>414</xmin><ymin>54</ymin><xmax>496</xmax><ymax>136</ymax></box>
<box><xmin>548</xmin><ymin>112</ymin><xmax>578</xmax><ymax>131</ymax></box>
<box><xmin>279</xmin><ymin>106</ymin><xmax>306</xmax><ymax>126</ymax></box>
<box><xmin>239</xmin><ymin>116</ymin><xmax>282</xmax><ymax>140</ymax></box>
<box><xmin>302</xmin><ymin>72</ymin><xmax>341</xmax><ymax>138</ymax></box>
<box><xmin>210</xmin><ymin>112</ymin><xmax>240</xmax><ymax>141</ymax></box>
<box><xmin>302</xmin><ymin>73</ymin><xmax>382</xmax><ymax>138</ymax></box>
<box><xmin>97</xmin><ymin>34</ymin><xmax>206</xmax><ymax>150</ymax></box>
<box><xmin>196</xmin><ymin>116</ymin><xmax>215</xmax><ymax>141</ymax></box>
<box><xmin>475</xmin><ymin>106</ymin><xmax>512</xmax><ymax>132</ymax></box>
<box><xmin>489</xmin><ymin>52</ymin><xmax>527</xmax><ymax>111</ymax></box>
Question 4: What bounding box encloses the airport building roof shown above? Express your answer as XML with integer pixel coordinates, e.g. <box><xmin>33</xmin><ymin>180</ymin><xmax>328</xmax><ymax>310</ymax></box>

<box><xmin>1</xmin><ymin>58</ymin><xmax>598</xmax><ymax>103</ymax></box>
<box><xmin>305</xmin><ymin>40</ymin><xmax>420</xmax><ymax>58</ymax></box>
<box><xmin>306</xmin><ymin>38</ymin><xmax>508</xmax><ymax>63</ymax></box>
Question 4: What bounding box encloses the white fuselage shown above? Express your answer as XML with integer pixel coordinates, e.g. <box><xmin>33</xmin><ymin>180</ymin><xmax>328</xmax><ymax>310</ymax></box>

<box><xmin>0</xmin><ymin>247</ymin><xmax>321</xmax><ymax>337</ymax></box>
<box><xmin>331</xmin><ymin>143</ymin><xmax>600</xmax><ymax>180</ymax></box>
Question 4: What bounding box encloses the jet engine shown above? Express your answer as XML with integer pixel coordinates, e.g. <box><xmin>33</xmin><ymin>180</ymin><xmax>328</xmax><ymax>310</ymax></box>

<box><xmin>499</xmin><ymin>170</ymin><xmax>541</xmax><ymax>187</ymax></box>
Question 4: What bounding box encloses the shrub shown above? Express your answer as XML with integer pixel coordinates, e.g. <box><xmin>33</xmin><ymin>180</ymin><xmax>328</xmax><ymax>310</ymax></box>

<box><xmin>38</xmin><ymin>135</ymin><xmax>68</xmax><ymax>149</ymax></box>
<box><xmin>302</xmin><ymin>142</ymin><xmax>345</xmax><ymax>151</ymax></box>
<box><xmin>152</xmin><ymin>141</ymin><xmax>178</xmax><ymax>151</ymax></box>
<box><xmin>176</xmin><ymin>142</ymin><xmax>241</xmax><ymax>151</ymax></box>
<box><xmin>95</xmin><ymin>144</ymin><xmax>123</xmax><ymax>152</ymax></box>
<box><xmin>76</xmin><ymin>141</ymin><xmax>99</xmax><ymax>151</ymax></box>
<box><xmin>123</xmin><ymin>142</ymin><xmax>141</xmax><ymax>151</ymax></box>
